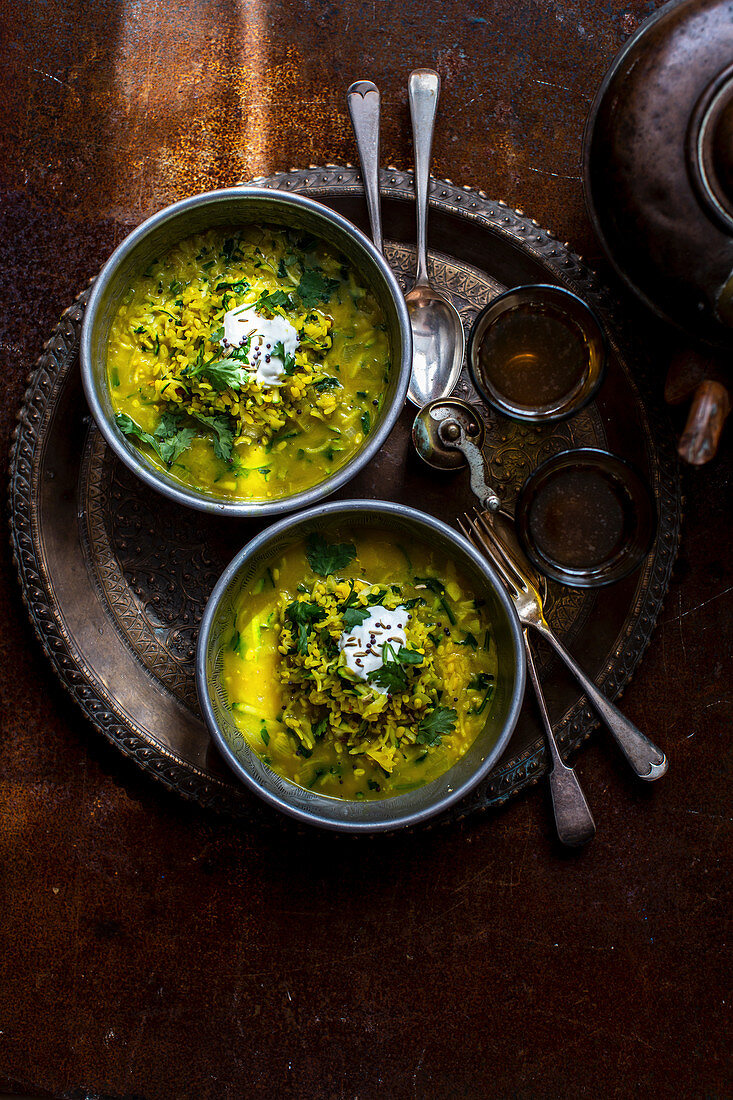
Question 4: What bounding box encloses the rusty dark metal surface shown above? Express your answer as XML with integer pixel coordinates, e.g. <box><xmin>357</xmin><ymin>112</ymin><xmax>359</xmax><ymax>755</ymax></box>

<box><xmin>1</xmin><ymin>1</ymin><xmax>731</xmax><ymax>1097</ymax></box>
<box><xmin>8</xmin><ymin>168</ymin><xmax>681</xmax><ymax>824</ymax></box>
<box><xmin>583</xmin><ymin>0</ymin><xmax>733</xmax><ymax>347</ymax></box>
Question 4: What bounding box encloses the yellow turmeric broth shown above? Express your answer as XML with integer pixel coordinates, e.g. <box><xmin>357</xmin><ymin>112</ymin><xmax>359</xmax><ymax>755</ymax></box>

<box><xmin>221</xmin><ymin>530</ymin><xmax>498</xmax><ymax>800</ymax></box>
<box><xmin>106</xmin><ymin>226</ymin><xmax>391</xmax><ymax>501</ymax></box>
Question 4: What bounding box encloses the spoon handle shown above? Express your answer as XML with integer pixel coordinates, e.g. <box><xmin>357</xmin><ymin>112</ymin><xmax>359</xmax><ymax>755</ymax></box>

<box><xmin>346</xmin><ymin>80</ymin><xmax>383</xmax><ymax>254</ymax></box>
<box><xmin>524</xmin><ymin>629</ymin><xmax>596</xmax><ymax>847</ymax></box>
<box><xmin>408</xmin><ymin>68</ymin><xmax>440</xmax><ymax>287</ymax></box>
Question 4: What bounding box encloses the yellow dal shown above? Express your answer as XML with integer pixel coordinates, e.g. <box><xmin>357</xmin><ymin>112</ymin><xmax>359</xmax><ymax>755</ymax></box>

<box><xmin>106</xmin><ymin>225</ymin><xmax>391</xmax><ymax>501</ymax></box>
<box><xmin>221</xmin><ymin>532</ymin><xmax>498</xmax><ymax>800</ymax></box>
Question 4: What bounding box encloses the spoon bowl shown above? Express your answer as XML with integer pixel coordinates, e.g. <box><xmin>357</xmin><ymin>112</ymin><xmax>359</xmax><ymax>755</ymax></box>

<box><xmin>405</xmin><ymin>282</ymin><xmax>465</xmax><ymax>406</ymax></box>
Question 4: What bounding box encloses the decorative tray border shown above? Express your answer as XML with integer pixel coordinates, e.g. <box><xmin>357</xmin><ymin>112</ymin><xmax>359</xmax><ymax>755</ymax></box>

<box><xmin>8</xmin><ymin>167</ymin><xmax>682</xmax><ymax>823</ymax></box>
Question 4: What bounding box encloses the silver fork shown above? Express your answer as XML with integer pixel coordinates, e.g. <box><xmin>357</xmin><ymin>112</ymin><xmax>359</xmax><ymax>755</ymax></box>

<box><xmin>460</xmin><ymin>510</ymin><xmax>668</xmax><ymax>781</ymax></box>
<box><xmin>458</xmin><ymin>514</ymin><xmax>596</xmax><ymax>846</ymax></box>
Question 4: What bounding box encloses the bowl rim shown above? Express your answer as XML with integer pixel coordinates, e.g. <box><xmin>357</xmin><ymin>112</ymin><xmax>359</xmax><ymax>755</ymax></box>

<box><xmin>80</xmin><ymin>186</ymin><xmax>412</xmax><ymax>517</ymax></box>
<box><xmin>195</xmin><ymin>499</ymin><xmax>527</xmax><ymax>833</ymax></box>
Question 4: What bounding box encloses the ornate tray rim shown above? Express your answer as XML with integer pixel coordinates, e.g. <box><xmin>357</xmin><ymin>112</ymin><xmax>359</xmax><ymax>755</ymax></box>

<box><xmin>8</xmin><ymin>166</ymin><xmax>683</xmax><ymax>824</ymax></box>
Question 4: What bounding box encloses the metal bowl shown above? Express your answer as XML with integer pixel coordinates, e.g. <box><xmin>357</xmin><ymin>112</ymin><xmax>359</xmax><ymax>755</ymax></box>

<box><xmin>80</xmin><ymin>188</ymin><xmax>412</xmax><ymax>517</ymax></box>
<box><xmin>196</xmin><ymin>500</ymin><xmax>527</xmax><ymax>833</ymax></box>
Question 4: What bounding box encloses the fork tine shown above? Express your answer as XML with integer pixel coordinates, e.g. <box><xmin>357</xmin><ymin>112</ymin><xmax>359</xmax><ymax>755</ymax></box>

<box><xmin>471</xmin><ymin>509</ymin><xmax>530</xmax><ymax>592</ymax></box>
<box><xmin>458</xmin><ymin>513</ymin><xmax>520</xmax><ymax>595</ymax></box>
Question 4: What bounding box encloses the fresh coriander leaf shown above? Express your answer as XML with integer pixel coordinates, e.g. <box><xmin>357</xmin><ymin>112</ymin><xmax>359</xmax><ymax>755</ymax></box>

<box><xmin>153</xmin><ymin>419</ymin><xmax>196</xmax><ymax>465</ymax></box>
<box><xmin>297</xmin><ymin>623</ymin><xmax>309</xmax><ymax>654</ymax></box>
<box><xmin>305</xmin><ymin>532</ymin><xmax>357</xmax><ymax>576</ymax></box>
<box><xmin>416</xmin><ymin>707</ymin><xmax>457</xmax><ymax>746</ymax></box>
<box><xmin>361</xmin><ymin>410</ymin><xmax>371</xmax><ymax>434</ymax></box>
<box><xmin>188</xmin><ymin>411</ymin><xmax>235</xmax><ymax>463</ymax></box>
<box><xmin>116</xmin><ymin>412</ymin><xmax>194</xmax><ymax>467</ymax></box>
<box><xmin>396</xmin><ymin>647</ymin><xmax>423</xmax><ymax>665</ymax></box>
<box><xmin>272</xmin><ymin>340</ymin><xmax>297</xmax><ymax>375</ymax></box>
<box><xmin>313</xmin><ymin>375</ymin><xmax>341</xmax><ymax>393</ymax></box>
<box><xmin>468</xmin><ymin>672</ymin><xmax>494</xmax><ymax>691</ymax></box>
<box><xmin>312</xmin><ymin>715</ymin><xmax>329</xmax><ymax>739</ymax></box>
<box><xmin>285</xmin><ymin>600</ymin><xmax>325</xmax><ymax>627</ymax></box>
<box><xmin>210</xmin><ymin>325</ymin><xmax>225</xmax><ymax>342</ymax></box>
<box><xmin>297</xmin><ymin>268</ymin><xmax>340</xmax><ymax>309</ymax></box>
<box><xmin>342</xmin><ymin>606</ymin><xmax>370</xmax><ymax>630</ymax></box>
<box><xmin>367</xmin><ymin>642</ymin><xmax>410</xmax><ymax>694</ymax></box>
<box><xmin>199</xmin><ymin>357</ymin><xmax>250</xmax><ymax>391</ymax></box>
<box><xmin>368</xmin><ymin>661</ymin><xmax>408</xmax><ymax>694</ymax></box>
<box><xmin>255</xmin><ymin>288</ymin><xmax>292</xmax><ymax>313</ymax></box>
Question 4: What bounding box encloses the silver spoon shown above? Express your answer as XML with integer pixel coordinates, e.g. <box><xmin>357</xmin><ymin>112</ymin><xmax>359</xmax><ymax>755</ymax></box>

<box><xmin>346</xmin><ymin>80</ymin><xmax>383</xmax><ymax>254</ymax></box>
<box><xmin>406</xmin><ymin>69</ymin><xmax>465</xmax><ymax>407</ymax></box>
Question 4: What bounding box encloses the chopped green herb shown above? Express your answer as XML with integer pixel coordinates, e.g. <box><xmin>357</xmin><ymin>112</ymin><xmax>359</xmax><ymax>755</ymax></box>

<box><xmin>255</xmin><ymin>288</ymin><xmax>292</xmax><ymax>313</ymax></box>
<box><xmin>297</xmin><ymin>268</ymin><xmax>340</xmax><ymax>308</ymax></box>
<box><xmin>416</xmin><ymin>707</ymin><xmax>457</xmax><ymax>746</ymax></box>
<box><xmin>313</xmin><ymin>376</ymin><xmax>341</xmax><ymax>392</ymax></box>
<box><xmin>361</xmin><ymin>410</ymin><xmax>371</xmax><ymax>434</ymax></box>
<box><xmin>342</xmin><ymin>606</ymin><xmax>371</xmax><ymax>630</ymax></box>
<box><xmin>260</xmin><ymin>727</ymin><xmax>270</xmax><ymax>746</ymax></box>
<box><xmin>457</xmin><ymin>632</ymin><xmax>478</xmax><ymax>650</ymax></box>
<box><xmin>395</xmin><ymin>647</ymin><xmax>424</xmax><ymax>665</ymax></box>
<box><xmin>115</xmin><ymin>412</ymin><xmax>194</xmax><ymax>468</ymax></box>
<box><xmin>188</xmin><ymin>410</ymin><xmax>235</xmax><ymax>463</ymax></box>
<box><xmin>305</xmin><ymin>533</ymin><xmax>357</xmax><ymax>576</ymax></box>
<box><xmin>312</xmin><ymin>715</ymin><xmax>329</xmax><ymax>739</ymax></box>
<box><xmin>272</xmin><ymin>339</ymin><xmax>296</xmax><ymax>375</ymax></box>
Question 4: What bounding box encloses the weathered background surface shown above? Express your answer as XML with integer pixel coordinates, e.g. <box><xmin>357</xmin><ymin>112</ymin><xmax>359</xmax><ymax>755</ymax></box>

<box><xmin>0</xmin><ymin>1</ymin><xmax>730</xmax><ymax>1097</ymax></box>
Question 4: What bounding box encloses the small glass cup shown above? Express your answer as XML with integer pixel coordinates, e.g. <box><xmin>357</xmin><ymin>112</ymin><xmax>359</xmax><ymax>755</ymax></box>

<box><xmin>515</xmin><ymin>448</ymin><xmax>656</xmax><ymax>587</ymax></box>
<box><xmin>468</xmin><ymin>284</ymin><xmax>607</xmax><ymax>423</ymax></box>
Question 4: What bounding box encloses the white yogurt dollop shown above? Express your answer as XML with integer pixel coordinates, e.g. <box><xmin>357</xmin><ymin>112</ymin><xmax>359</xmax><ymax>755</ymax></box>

<box><xmin>338</xmin><ymin>605</ymin><xmax>408</xmax><ymax>694</ymax></box>
<box><xmin>220</xmin><ymin>305</ymin><xmax>299</xmax><ymax>389</ymax></box>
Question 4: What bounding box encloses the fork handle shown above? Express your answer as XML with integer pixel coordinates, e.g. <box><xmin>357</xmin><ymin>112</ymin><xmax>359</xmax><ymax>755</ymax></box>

<box><xmin>532</xmin><ymin>621</ymin><xmax>668</xmax><ymax>781</ymax></box>
<box><xmin>525</xmin><ymin>632</ymin><xmax>596</xmax><ymax>847</ymax></box>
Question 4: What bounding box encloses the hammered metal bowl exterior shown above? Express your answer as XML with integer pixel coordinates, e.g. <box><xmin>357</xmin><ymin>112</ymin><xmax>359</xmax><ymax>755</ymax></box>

<box><xmin>8</xmin><ymin>167</ymin><xmax>683</xmax><ymax>824</ymax></box>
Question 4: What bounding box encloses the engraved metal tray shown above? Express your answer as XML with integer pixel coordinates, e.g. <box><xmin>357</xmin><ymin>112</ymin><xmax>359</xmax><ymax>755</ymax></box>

<box><xmin>9</xmin><ymin>167</ymin><xmax>682</xmax><ymax>823</ymax></box>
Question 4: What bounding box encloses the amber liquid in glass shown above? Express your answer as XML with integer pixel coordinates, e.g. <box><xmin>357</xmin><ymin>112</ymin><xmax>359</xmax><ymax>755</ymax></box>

<box><xmin>478</xmin><ymin>305</ymin><xmax>589</xmax><ymax>409</ymax></box>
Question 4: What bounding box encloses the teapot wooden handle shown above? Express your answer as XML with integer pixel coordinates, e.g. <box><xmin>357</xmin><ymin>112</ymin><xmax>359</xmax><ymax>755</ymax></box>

<box><xmin>677</xmin><ymin>380</ymin><xmax>731</xmax><ymax>465</ymax></box>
